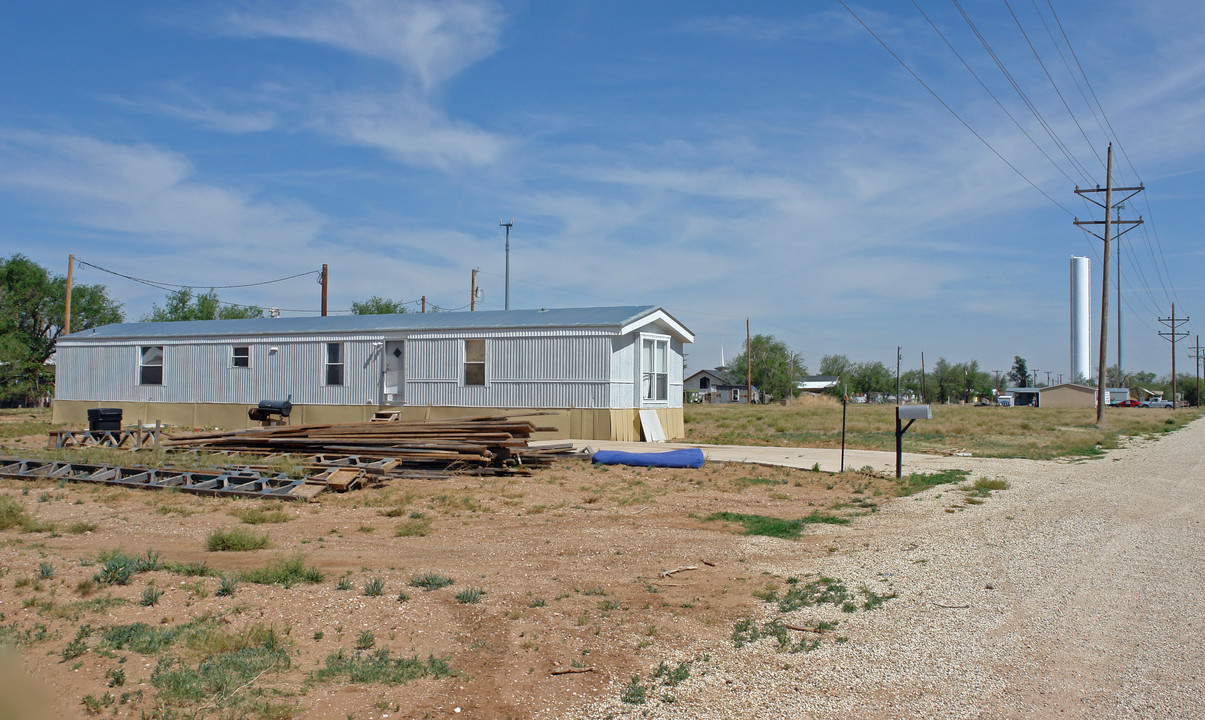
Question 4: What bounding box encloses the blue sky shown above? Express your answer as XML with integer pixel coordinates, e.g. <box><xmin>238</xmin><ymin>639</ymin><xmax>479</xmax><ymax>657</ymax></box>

<box><xmin>2</xmin><ymin>1</ymin><xmax>1203</xmax><ymax>381</ymax></box>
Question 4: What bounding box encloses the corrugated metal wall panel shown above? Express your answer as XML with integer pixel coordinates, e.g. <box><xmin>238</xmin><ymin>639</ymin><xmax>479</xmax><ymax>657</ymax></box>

<box><xmin>610</xmin><ymin>335</ymin><xmax>636</xmax><ymax>408</ymax></box>
<box><xmin>56</xmin><ymin>324</ymin><xmax>682</xmax><ymax>410</ymax></box>
<box><xmin>406</xmin><ymin>381</ymin><xmax>609</xmax><ymax>408</ymax></box>
<box><xmin>56</xmin><ymin>339</ymin><xmax>384</xmax><ymax>406</ymax></box>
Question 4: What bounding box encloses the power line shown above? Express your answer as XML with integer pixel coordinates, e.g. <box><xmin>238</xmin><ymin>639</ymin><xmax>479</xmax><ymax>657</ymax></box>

<box><xmin>1002</xmin><ymin>0</ymin><xmax>1105</xmax><ymax>171</ymax></box>
<box><xmin>910</xmin><ymin>0</ymin><xmax>1079</xmax><ymax>186</ymax></box>
<box><xmin>76</xmin><ymin>259</ymin><xmax>320</xmax><ymax>290</ymax></box>
<box><xmin>839</xmin><ymin>0</ymin><xmax>1076</xmax><ymax>216</ymax></box>
<box><xmin>950</xmin><ymin>0</ymin><xmax>1094</xmax><ymax>185</ymax></box>
<box><xmin>1041</xmin><ymin>0</ymin><xmax>1180</xmax><ymax>308</ymax></box>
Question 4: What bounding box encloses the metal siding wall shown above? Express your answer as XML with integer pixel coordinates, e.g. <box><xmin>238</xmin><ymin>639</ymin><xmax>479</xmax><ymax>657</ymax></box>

<box><xmin>56</xmin><ymin>337</ymin><xmax>383</xmax><ymax>406</ymax></box>
<box><xmin>610</xmin><ymin>334</ymin><xmax>636</xmax><ymax>408</ymax></box>
<box><xmin>669</xmin><ymin>339</ymin><xmax>685</xmax><ymax>408</ymax></box>
<box><xmin>405</xmin><ymin>335</ymin><xmax>611</xmax><ymax>408</ymax></box>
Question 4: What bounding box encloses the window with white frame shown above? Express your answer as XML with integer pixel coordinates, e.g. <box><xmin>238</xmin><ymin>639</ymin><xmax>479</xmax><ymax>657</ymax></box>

<box><xmin>464</xmin><ymin>339</ymin><xmax>486</xmax><ymax>386</ymax></box>
<box><xmin>139</xmin><ymin>346</ymin><xmax>163</xmax><ymax>385</ymax></box>
<box><xmin>325</xmin><ymin>342</ymin><xmax>344</xmax><ymax>386</ymax></box>
<box><xmin>641</xmin><ymin>337</ymin><xmax>668</xmax><ymax>402</ymax></box>
<box><xmin>231</xmin><ymin>346</ymin><xmax>250</xmax><ymax>368</ymax></box>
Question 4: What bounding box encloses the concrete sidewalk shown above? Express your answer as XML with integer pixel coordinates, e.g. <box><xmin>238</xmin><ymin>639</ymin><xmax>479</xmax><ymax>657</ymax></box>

<box><xmin>530</xmin><ymin>439</ymin><xmax>935</xmax><ymax>474</ymax></box>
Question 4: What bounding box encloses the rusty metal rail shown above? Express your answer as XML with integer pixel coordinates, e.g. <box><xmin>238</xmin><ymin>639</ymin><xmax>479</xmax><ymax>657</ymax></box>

<box><xmin>0</xmin><ymin>457</ymin><xmax>304</xmax><ymax>500</ymax></box>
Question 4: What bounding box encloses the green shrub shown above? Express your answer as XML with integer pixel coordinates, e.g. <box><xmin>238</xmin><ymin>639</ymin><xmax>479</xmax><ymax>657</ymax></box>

<box><xmin>206</xmin><ymin>527</ymin><xmax>269</xmax><ymax>552</ymax></box>
<box><xmin>238</xmin><ymin>555</ymin><xmax>323</xmax><ymax>586</ymax></box>
<box><xmin>408</xmin><ymin>572</ymin><xmax>453</xmax><ymax>591</ymax></box>
<box><xmin>310</xmin><ymin>649</ymin><xmax>452</xmax><ymax>685</ymax></box>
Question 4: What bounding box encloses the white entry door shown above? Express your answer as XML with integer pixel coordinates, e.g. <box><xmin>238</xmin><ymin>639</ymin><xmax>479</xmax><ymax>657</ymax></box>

<box><xmin>384</xmin><ymin>341</ymin><xmax>405</xmax><ymax>401</ymax></box>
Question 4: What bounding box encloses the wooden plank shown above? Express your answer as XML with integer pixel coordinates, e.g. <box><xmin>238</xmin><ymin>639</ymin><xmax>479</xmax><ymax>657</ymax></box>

<box><xmin>290</xmin><ymin>483</ymin><xmax>326</xmax><ymax>501</ymax></box>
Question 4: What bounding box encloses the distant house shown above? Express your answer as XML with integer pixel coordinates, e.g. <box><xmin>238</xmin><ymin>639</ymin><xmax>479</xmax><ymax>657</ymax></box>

<box><xmin>52</xmin><ymin>305</ymin><xmax>693</xmax><ymax>441</ymax></box>
<box><xmin>1004</xmin><ymin>383</ymin><xmax>1095</xmax><ymax>409</ymax></box>
<box><xmin>796</xmin><ymin>375</ymin><xmax>840</xmax><ymax>393</ymax></box>
<box><xmin>684</xmin><ymin>368</ymin><xmax>759</xmax><ymax>404</ymax></box>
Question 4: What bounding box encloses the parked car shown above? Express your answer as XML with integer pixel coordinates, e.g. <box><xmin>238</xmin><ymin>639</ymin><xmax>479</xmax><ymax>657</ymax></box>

<box><xmin>1110</xmin><ymin>399</ymin><xmax>1140</xmax><ymax>407</ymax></box>
<box><xmin>1140</xmin><ymin>399</ymin><xmax>1175</xmax><ymax>409</ymax></box>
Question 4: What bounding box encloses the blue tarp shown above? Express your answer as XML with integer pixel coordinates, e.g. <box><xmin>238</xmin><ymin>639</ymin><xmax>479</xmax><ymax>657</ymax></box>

<box><xmin>591</xmin><ymin>448</ymin><xmax>705</xmax><ymax>468</ymax></box>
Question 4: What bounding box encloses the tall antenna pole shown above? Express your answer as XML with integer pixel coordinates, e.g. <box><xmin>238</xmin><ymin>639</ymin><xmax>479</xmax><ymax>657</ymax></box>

<box><xmin>1074</xmin><ymin>144</ymin><xmax>1143</xmax><ymax>424</ymax></box>
<box><xmin>64</xmin><ymin>254</ymin><xmax>74</xmax><ymax>335</ymax></box>
<box><xmin>471</xmin><ymin>268</ymin><xmax>478</xmax><ymax>311</ymax></box>
<box><xmin>500</xmin><ymin>219</ymin><xmax>513</xmax><ymax>310</ymax></box>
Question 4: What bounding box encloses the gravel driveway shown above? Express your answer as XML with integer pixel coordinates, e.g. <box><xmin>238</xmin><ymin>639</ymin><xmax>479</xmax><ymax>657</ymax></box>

<box><xmin>567</xmin><ymin>418</ymin><xmax>1205</xmax><ymax>719</ymax></box>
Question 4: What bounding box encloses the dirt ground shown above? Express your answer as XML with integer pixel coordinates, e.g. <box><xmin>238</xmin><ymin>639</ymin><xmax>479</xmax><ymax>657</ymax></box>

<box><xmin>0</xmin><ymin>417</ymin><xmax>907</xmax><ymax>720</ymax></box>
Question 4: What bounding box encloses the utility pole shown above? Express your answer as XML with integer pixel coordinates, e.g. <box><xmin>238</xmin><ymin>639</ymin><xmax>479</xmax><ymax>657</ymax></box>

<box><xmin>1074</xmin><ymin>144</ymin><xmax>1143</xmax><ymax>424</ymax></box>
<box><xmin>1115</xmin><ymin>204</ymin><xmax>1123</xmax><ymax>386</ymax></box>
<box><xmin>920</xmin><ymin>352</ymin><xmax>927</xmax><ymax>403</ymax></box>
<box><xmin>992</xmin><ymin>369</ymin><xmax>1002</xmax><ymax>387</ymax></box>
<box><xmin>1189</xmin><ymin>335</ymin><xmax>1202</xmax><ymax>407</ymax></box>
<box><xmin>500</xmin><ymin>219</ymin><xmax>513</xmax><ymax>310</ymax></box>
<box><xmin>1158</xmin><ymin>303</ymin><xmax>1189</xmax><ymax>406</ymax></box>
<box><xmin>745</xmin><ymin>318</ymin><xmax>752</xmax><ymax>404</ymax></box>
<box><xmin>321</xmin><ymin>264</ymin><xmax>328</xmax><ymax>317</ymax></box>
<box><xmin>470</xmin><ymin>269</ymin><xmax>478</xmax><ymax>311</ymax></box>
<box><xmin>1045</xmin><ymin>370</ymin><xmax>1052</xmax><ymax>386</ymax></box>
<box><xmin>421</xmin><ymin>295</ymin><xmax>426</xmax><ymax>313</ymax></box>
<box><xmin>64</xmin><ymin>254</ymin><xmax>74</xmax><ymax>335</ymax></box>
<box><xmin>896</xmin><ymin>346</ymin><xmax>901</xmax><ymax>405</ymax></box>
<box><xmin>1032</xmin><ymin>368</ymin><xmax>1038</xmax><ymax>387</ymax></box>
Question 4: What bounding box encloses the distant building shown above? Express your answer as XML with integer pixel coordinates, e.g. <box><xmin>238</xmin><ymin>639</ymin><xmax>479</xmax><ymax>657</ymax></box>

<box><xmin>796</xmin><ymin>375</ymin><xmax>840</xmax><ymax>393</ymax></box>
<box><xmin>1004</xmin><ymin>383</ymin><xmax>1096</xmax><ymax>409</ymax></box>
<box><xmin>684</xmin><ymin>368</ymin><xmax>759</xmax><ymax>404</ymax></box>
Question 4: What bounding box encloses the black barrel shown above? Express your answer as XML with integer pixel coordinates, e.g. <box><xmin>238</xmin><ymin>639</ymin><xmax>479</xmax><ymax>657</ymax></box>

<box><xmin>87</xmin><ymin>408</ymin><xmax>122</xmax><ymax>432</ymax></box>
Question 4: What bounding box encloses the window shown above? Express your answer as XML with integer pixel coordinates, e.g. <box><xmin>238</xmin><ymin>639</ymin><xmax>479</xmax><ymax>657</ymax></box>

<box><xmin>641</xmin><ymin>337</ymin><xmax>668</xmax><ymax>402</ymax></box>
<box><xmin>231</xmin><ymin>346</ymin><xmax>250</xmax><ymax>368</ymax></box>
<box><xmin>699</xmin><ymin>376</ymin><xmax>710</xmax><ymax>390</ymax></box>
<box><xmin>464</xmin><ymin>339</ymin><xmax>486</xmax><ymax>386</ymax></box>
<box><xmin>139</xmin><ymin>346</ymin><xmax>163</xmax><ymax>385</ymax></box>
<box><xmin>325</xmin><ymin>342</ymin><xmax>344</xmax><ymax>386</ymax></box>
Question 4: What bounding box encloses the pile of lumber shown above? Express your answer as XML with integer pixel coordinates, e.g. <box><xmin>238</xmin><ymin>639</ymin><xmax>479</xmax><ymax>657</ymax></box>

<box><xmin>162</xmin><ymin>415</ymin><xmax>570</xmax><ymax>479</ymax></box>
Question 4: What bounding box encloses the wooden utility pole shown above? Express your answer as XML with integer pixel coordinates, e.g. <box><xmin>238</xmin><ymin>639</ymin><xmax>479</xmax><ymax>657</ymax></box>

<box><xmin>1189</xmin><ymin>335</ymin><xmax>1202</xmax><ymax>406</ymax></box>
<box><xmin>421</xmin><ymin>296</ymin><xmax>426</xmax><ymax>313</ymax></box>
<box><xmin>1158</xmin><ymin>303</ymin><xmax>1189</xmax><ymax>406</ymax></box>
<box><xmin>920</xmin><ymin>352</ymin><xmax>927</xmax><ymax>403</ymax></box>
<box><xmin>321</xmin><ymin>264</ymin><xmax>328</xmax><ymax>317</ymax></box>
<box><xmin>470</xmin><ymin>269</ymin><xmax>478</xmax><ymax>311</ymax></box>
<box><xmin>896</xmin><ymin>346</ymin><xmax>901</xmax><ymax>404</ymax></box>
<box><xmin>64</xmin><ymin>254</ymin><xmax>74</xmax><ymax>335</ymax></box>
<box><xmin>745</xmin><ymin>318</ymin><xmax>752</xmax><ymax>404</ymax></box>
<box><xmin>1074</xmin><ymin>144</ymin><xmax>1143</xmax><ymax>423</ymax></box>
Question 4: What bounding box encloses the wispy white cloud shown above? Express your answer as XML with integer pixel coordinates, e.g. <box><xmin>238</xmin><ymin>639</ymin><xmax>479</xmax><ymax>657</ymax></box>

<box><xmin>104</xmin><ymin>87</ymin><xmax>278</xmax><ymax>134</ymax></box>
<box><xmin>0</xmin><ymin>130</ymin><xmax>322</xmax><ymax>249</ymax></box>
<box><xmin>306</xmin><ymin>90</ymin><xmax>510</xmax><ymax>168</ymax></box>
<box><xmin>223</xmin><ymin>0</ymin><xmax>503</xmax><ymax>92</ymax></box>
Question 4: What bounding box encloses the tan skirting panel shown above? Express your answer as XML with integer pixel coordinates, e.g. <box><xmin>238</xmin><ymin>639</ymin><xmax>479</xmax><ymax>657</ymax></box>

<box><xmin>52</xmin><ymin>400</ymin><xmax>684</xmax><ymax>441</ymax></box>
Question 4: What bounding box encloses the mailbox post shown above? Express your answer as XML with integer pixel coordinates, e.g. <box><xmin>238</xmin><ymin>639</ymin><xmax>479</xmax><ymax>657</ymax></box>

<box><xmin>895</xmin><ymin>404</ymin><xmax>931</xmax><ymax>478</ymax></box>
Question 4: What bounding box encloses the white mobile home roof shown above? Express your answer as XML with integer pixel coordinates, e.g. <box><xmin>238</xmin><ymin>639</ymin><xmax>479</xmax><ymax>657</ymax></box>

<box><xmin>61</xmin><ymin>305</ymin><xmax>692</xmax><ymax>343</ymax></box>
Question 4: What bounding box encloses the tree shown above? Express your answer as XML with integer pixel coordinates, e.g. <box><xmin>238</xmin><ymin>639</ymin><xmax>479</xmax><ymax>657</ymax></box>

<box><xmin>725</xmin><ymin>334</ymin><xmax>805</xmax><ymax>403</ymax></box>
<box><xmin>818</xmin><ymin>354</ymin><xmax>853</xmax><ymax>378</ymax></box>
<box><xmin>141</xmin><ymin>288</ymin><xmax>263</xmax><ymax>322</ymax></box>
<box><xmin>1008</xmin><ymin>356</ymin><xmax>1029</xmax><ymax>388</ymax></box>
<box><xmin>350</xmin><ymin>296</ymin><xmax>411</xmax><ymax>315</ymax></box>
<box><xmin>849</xmin><ymin>361</ymin><xmax>893</xmax><ymax>397</ymax></box>
<box><xmin>0</xmin><ymin>255</ymin><xmax>123</xmax><ymax>405</ymax></box>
